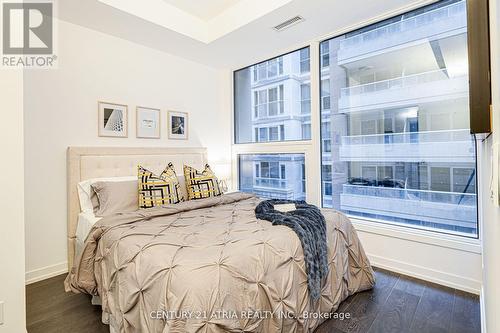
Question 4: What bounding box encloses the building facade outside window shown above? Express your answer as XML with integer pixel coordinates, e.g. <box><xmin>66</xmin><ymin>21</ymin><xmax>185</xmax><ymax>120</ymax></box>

<box><xmin>239</xmin><ymin>154</ymin><xmax>306</xmax><ymax>200</ymax></box>
<box><xmin>233</xmin><ymin>0</ymin><xmax>478</xmax><ymax>237</ymax></box>
<box><xmin>234</xmin><ymin>47</ymin><xmax>311</xmax><ymax>144</ymax></box>
<box><xmin>320</xmin><ymin>0</ymin><xmax>477</xmax><ymax>237</ymax></box>
<box><xmin>234</xmin><ymin>48</ymin><xmax>311</xmax><ymax>200</ymax></box>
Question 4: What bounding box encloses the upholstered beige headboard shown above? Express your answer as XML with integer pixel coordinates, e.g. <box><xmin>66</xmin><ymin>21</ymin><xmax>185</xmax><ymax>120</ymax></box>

<box><xmin>67</xmin><ymin>147</ymin><xmax>207</xmax><ymax>270</ymax></box>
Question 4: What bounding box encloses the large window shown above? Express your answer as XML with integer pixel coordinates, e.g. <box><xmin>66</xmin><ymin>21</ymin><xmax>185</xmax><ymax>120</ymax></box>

<box><xmin>234</xmin><ymin>47</ymin><xmax>311</xmax><ymax>144</ymax></box>
<box><xmin>319</xmin><ymin>0</ymin><xmax>478</xmax><ymax>237</ymax></box>
<box><xmin>239</xmin><ymin>154</ymin><xmax>306</xmax><ymax>200</ymax></box>
<box><xmin>233</xmin><ymin>0</ymin><xmax>478</xmax><ymax>238</ymax></box>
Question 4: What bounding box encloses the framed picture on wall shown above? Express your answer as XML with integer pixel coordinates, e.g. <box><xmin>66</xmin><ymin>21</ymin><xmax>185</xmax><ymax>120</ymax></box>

<box><xmin>98</xmin><ymin>101</ymin><xmax>128</xmax><ymax>137</ymax></box>
<box><xmin>168</xmin><ymin>111</ymin><xmax>188</xmax><ymax>140</ymax></box>
<box><xmin>136</xmin><ymin>106</ymin><xmax>160</xmax><ymax>139</ymax></box>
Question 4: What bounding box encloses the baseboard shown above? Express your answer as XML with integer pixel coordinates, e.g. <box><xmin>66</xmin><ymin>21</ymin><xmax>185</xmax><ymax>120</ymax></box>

<box><xmin>369</xmin><ymin>254</ymin><xmax>481</xmax><ymax>295</ymax></box>
<box><xmin>25</xmin><ymin>262</ymin><xmax>68</xmax><ymax>285</ymax></box>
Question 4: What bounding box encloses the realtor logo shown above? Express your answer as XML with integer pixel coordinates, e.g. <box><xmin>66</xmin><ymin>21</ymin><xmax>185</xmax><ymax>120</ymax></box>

<box><xmin>2</xmin><ymin>1</ymin><xmax>56</xmax><ymax>68</ymax></box>
<box><xmin>3</xmin><ymin>2</ymin><xmax>52</xmax><ymax>54</ymax></box>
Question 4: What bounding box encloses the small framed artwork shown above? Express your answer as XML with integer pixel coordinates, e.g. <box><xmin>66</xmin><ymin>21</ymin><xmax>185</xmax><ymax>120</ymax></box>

<box><xmin>98</xmin><ymin>101</ymin><xmax>128</xmax><ymax>137</ymax></box>
<box><xmin>136</xmin><ymin>106</ymin><xmax>160</xmax><ymax>139</ymax></box>
<box><xmin>168</xmin><ymin>111</ymin><xmax>188</xmax><ymax>140</ymax></box>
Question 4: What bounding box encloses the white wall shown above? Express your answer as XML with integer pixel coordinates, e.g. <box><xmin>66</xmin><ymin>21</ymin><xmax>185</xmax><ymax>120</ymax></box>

<box><xmin>353</xmin><ymin>221</ymin><xmax>482</xmax><ymax>294</ymax></box>
<box><xmin>23</xmin><ymin>19</ymin><xmax>231</xmax><ymax>282</ymax></box>
<box><xmin>481</xmin><ymin>0</ymin><xmax>500</xmax><ymax>331</ymax></box>
<box><xmin>0</xmin><ymin>69</ymin><xmax>26</xmax><ymax>332</ymax></box>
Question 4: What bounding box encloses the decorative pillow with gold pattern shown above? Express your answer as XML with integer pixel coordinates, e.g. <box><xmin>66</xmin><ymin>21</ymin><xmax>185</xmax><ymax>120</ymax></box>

<box><xmin>138</xmin><ymin>163</ymin><xmax>183</xmax><ymax>208</ymax></box>
<box><xmin>184</xmin><ymin>164</ymin><xmax>222</xmax><ymax>200</ymax></box>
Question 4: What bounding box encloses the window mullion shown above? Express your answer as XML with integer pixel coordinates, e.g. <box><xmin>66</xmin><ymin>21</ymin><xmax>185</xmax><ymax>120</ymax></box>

<box><xmin>307</xmin><ymin>41</ymin><xmax>322</xmax><ymax>206</ymax></box>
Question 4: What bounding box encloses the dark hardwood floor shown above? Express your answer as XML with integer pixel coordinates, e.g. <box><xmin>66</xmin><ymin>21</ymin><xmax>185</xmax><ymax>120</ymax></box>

<box><xmin>26</xmin><ymin>267</ymin><xmax>481</xmax><ymax>333</ymax></box>
<box><xmin>315</xmin><ymin>268</ymin><xmax>481</xmax><ymax>333</ymax></box>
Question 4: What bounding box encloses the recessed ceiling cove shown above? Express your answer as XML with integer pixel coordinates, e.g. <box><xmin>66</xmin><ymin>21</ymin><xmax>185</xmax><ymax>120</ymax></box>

<box><xmin>161</xmin><ymin>0</ymin><xmax>241</xmax><ymax>21</ymax></box>
<box><xmin>97</xmin><ymin>0</ymin><xmax>293</xmax><ymax>43</ymax></box>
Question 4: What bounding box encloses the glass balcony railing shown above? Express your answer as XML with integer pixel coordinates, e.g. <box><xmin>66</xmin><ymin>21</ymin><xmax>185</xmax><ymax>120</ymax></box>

<box><xmin>340</xmin><ymin>69</ymin><xmax>463</xmax><ymax>97</ymax></box>
<box><xmin>254</xmin><ymin>178</ymin><xmax>288</xmax><ymax>189</ymax></box>
<box><xmin>339</xmin><ymin>1</ymin><xmax>466</xmax><ymax>49</ymax></box>
<box><xmin>341</xmin><ymin>129</ymin><xmax>472</xmax><ymax>145</ymax></box>
<box><xmin>342</xmin><ymin>184</ymin><xmax>476</xmax><ymax>206</ymax></box>
<box><xmin>254</xmin><ymin>189</ymin><xmax>304</xmax><ymax>200</ymax></box>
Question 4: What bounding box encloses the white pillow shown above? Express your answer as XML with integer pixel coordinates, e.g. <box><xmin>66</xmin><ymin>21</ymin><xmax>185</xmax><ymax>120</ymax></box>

<box><xmin>177</xmin><ymin>175</ymin><xmax>188</xmax><ymax>201</ymax></box>
<box><xmin>77</xmin><ymin>176</ymin><xmax>137</xmax><ymax>213</ymax></box>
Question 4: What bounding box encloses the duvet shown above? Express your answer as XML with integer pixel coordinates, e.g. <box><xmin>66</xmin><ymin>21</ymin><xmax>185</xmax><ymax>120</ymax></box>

<box><xmin>65</xmin><ymin>192</ymin><xmax>374</xmax><ymax>333</ymax></box>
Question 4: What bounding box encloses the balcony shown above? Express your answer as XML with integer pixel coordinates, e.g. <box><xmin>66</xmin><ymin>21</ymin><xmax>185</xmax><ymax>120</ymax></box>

<box><xmin>254</xmin><ymin>178</ymin><xmax>287</xmax><ymax>189</ymax></box>
<box><xmin>340</xmin><ymin>184</ymin><xmax>477</xmax><ymax>233</ymax></box>
<box><xmin>338</xmin><ymin>70</ymin><xmax>468</xmax><ymax>113</ymax></box>
<box><xmin>339</xmin><ymin>129</ymin><xmax>475</xmax><ymax>162</ymax></box>
<box><xmin>248</xmin><ymin>179</ymin><xmax>301</xmax><ymax>200</ymax></box>
<box><xmin>337</xmin><ymin>1</ymin><xmax>466</xmax><ymax>64</ymax></box>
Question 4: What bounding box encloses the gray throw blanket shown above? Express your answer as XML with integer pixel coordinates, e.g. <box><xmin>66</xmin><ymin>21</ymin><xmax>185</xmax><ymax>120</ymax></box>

<box><xmin>255</xmin><ymin>199</ymin><xmax>329</xmax><ymax>301</ymax></box>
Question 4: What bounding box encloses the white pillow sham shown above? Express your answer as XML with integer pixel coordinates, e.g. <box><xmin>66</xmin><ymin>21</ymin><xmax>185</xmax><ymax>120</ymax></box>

<box><xmin>177</xmin><ymin>175</ymin><xmax>188</xmax><ymax>202</ymax></box>
<box><xmin>77</xmin><ymin>176</ymin><xmax>137</xmax><ymax>213</ymax></box>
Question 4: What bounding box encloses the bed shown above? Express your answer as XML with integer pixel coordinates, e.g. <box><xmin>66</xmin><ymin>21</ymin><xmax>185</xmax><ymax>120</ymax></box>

<box><xmin>64</xmin><ymin>147</ymin><xmax>375</xmax><ymax>333</ymax></box>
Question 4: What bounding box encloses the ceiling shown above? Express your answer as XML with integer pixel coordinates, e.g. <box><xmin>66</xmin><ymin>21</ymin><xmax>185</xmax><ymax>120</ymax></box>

<box><xmin>161</xmin><ymin>0</ymin><xmax>242</xmax><ymax>21</ymax></box>
<box><xmin>95</xmin><ymin>0</ymin><xmax>294</xmax><ymax>43</ymax></box>
<box><xmin>57</xmin><ymin>0</ymin><xmax>432</xmax><ymax>69</ymax></box>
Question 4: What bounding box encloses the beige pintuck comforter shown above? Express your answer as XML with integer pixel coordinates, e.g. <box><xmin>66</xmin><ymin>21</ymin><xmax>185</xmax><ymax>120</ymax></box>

<box><xmin>65</xmin><ymin>192</ymin><xmax>374</xmax><ymax>333</ymax></box>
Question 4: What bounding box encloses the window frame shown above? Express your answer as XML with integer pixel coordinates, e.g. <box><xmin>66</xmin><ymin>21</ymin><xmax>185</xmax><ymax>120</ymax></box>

<box><xmin>231</xmin><ymin>0</ymin><xmax>483</xmax><ymax>244</ymax></box>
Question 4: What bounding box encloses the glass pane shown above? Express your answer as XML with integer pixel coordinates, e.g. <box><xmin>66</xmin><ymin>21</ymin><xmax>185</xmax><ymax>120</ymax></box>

<box><xmin>300</xmin><ymin>61</ymin><xmax>310</xmax><ymax>73</ymax></box>
<box><xmin>321</xmin><ymin>80</ymin><xmax>331</xmax><ymax>111</ymax></box>
<box><xmin>302</xmin><ymin>124</ymin><xmax>311</xmax><ymax>140</ymax></box>
<box><xmin>321</xmin><ymin>79</ymin><xmax>330</xmax><ymax>96</ymax></box>
<box><xmin>324</xmin><ymin>183</ymin><xmax>333</xmax><ymax>195</ymax></box>
<box><xmin>268</xmin><ymin>87</ymin><xmax>278</xmax><ymax>102</ymax></box>
<box><xmin>453</xmin><ymin>168</ymin><xmax>476</xmax><ymax>194</ymax></box>
<box><xmin>261</xmin><ymin>162</ymin><xmax>269</xmax><ymax>177</ymax></box>
<box><xmin>234</xmin><ymin>47</ymin><xmax>311</xmax><ymax>143</ymax></box>
<box><xmin>268</xmin><ymin>59</ymin><xmax>277</xmax><ymax>77</ymax></box>
<box><xmin>268</xmin><ymin>102</ymin><xmax>278</xmax><ymax>116</ymax></box>
<box><xmin>258</xmin><ymin>64</ymin><xmax>266</xmax><ymax>80</ymax></box>
<box><xmin>259</xmin><ymin>128</ymin><xmax>268</xmax><ymax>141</ymax></box>
<box><xmin>321</xmin><ymin>122</ymin><xmax>331</xmax><ymax>137</ymax></box>
<box><xmin>300</xmin><ymin>48</ymin><xmax>310</xmax><ymax>60</ymax></box>
<box><xmin>322</xmin><ymin>54</ymin><xmax>330</xmax><ymax>67</ymax></box>
<box><xmin>239</xmin><ymin>154</ymin><xmax>306</xmax><ymax>200</ymax></box>
<box><xmin>323</xmin><ymin>139</ymin><xmax>332</xmax><ymax>152</ymax></box>
<box><xmin>301</xmin><ymin>84</ymin><xmax>311</xmax><ymax>100</ymax></box>
<box><xmin>320</xmin><ymin>0</ymin><xmax>478</xmax><ymax>237</ymax></box>
<box><xmin>430</xmin><ymin>167</ymin><xmax>451</xmax><ymax>192</ymax></box>
<box><xmin>269</xmin><ymin>162</ymin><xmax>280</xmax><ymax>178</ymax></box>
<box><xmin>301</xmin><ymin>83</ymin><xmax>311</xmax><ymax>114</ymax></box>
<box><xmin>258</xmin><ymin>90</ymin><xmax>267</xmax><ymax>103</ymax></box>
<box><xmin>269</xmin><ymin>126</ymin><xmax>279</xmax><ymax>141</ymax></box>
<box><xmin>321</xmin><ymin>42</ymin><xmax>329</xmax><ymax>54</ymax></box>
